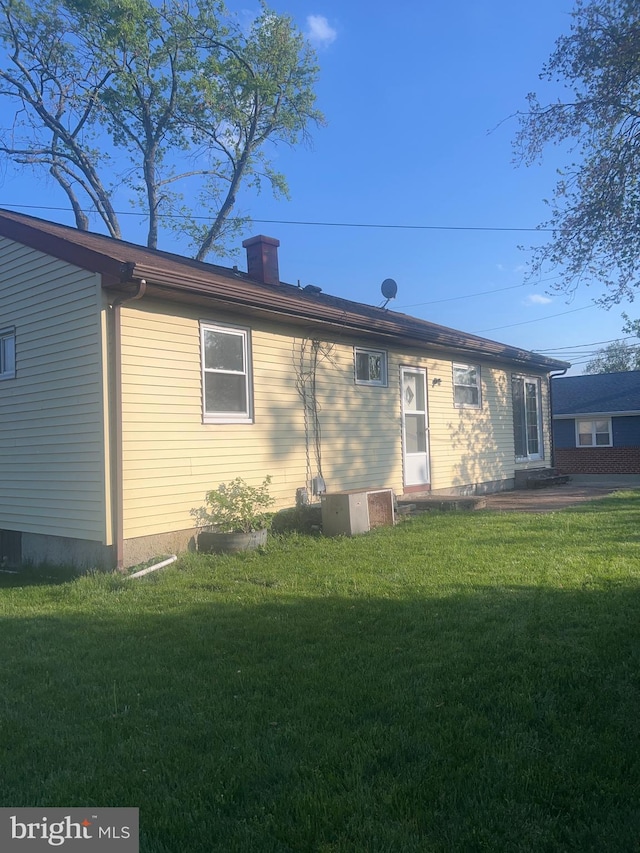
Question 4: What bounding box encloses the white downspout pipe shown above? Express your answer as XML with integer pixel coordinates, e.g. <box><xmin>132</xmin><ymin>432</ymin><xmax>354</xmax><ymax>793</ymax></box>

<box><xmin>126</xmin><ymin>555</ymin><xmax>178</xmax><ymax>580</ymax></box>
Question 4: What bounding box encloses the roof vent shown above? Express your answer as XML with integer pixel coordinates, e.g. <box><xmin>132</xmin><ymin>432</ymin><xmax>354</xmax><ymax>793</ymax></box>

<box><xmin>242</xmin><ymin>235</ymin><xmax>280</xmax><ymax>285</ymax></box>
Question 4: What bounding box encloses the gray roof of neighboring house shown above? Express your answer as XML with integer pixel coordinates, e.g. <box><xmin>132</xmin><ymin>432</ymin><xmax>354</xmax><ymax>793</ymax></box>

<box><xmin>0</xmin><ymin>207</ymin><xmax>569</xmax><ymax>371</ymax></box>
<box><xmin>552</xmin><ymin>371</ymin><xmax>640</xmax><ymax>417</ymax></box>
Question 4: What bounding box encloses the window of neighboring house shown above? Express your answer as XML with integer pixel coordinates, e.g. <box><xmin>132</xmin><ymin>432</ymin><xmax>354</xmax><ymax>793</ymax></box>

<box><xmin>354</xmin><ymin>347</ymin><xmax>387</xmax><ymax>386</ymax></box>
<box><xmin>576</xmin><ymin>418</ymin><xmax>612</xmax><ymax>447</ymax></box>
<box><xmin>453</xmin><ymin>363</ymin><xmax>481</xmax><ymax>408</ymax></box>
<box><xmin>512</xmin><ymin>374</ymin><xmax>543</xmax><ymax>461</ymax></box>
<box><xmin>0</xmin><ymin>328</ymin><xmax>15</xmax><ymax>380</ymax></box>
<box><xmin>201</xmin><ymin>323</ymin><xmax>252</xmax><ymax>423</ymax></box>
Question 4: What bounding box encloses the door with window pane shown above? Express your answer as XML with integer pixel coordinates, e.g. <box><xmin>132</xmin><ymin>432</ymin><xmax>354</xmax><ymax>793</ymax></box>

<box><xmin>512</xmin><ymin>375</ymin><xmax>542</xmax><ymax>460</ymax></box>
<box><xmin>401</xmin><ymin>367</ymin><xmax>430</xmax><ymax>486</ymax></box>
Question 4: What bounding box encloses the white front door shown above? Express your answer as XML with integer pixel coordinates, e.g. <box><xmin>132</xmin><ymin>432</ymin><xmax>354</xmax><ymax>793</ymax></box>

<box><xmin>401</xmin><ymin>366</ymin><xmax>430</xmax><ymax>487</ymax></box>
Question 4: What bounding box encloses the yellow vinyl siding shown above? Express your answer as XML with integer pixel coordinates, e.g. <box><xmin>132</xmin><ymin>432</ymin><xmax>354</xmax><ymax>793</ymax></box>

<box><xmin>0</xmin><ymin>238</ymin><xmax>108</xmax><ymax>541</ymax></box>
<box><xmin>431</xmin><ymin>361</ymin><xmax>551</xmax><ymax>486</ymax></box>
<box><xmin>426</xmin><ymin>360</ymin><xmax>513</xmax><ymax>488</ymax></box>
<box><xmin>311</xmin><ymin>343</ymin><xmax>400</xmax><ymax>491</ymax></box>
<box><xmin>120</xmin><ymin>304</ymin><xmax>398</xmax><ymax>537</ymax></box>
<box><xmin>119</xmin><ymin>300</ymin><xmax>554</xmax><ymax>538</ymax></box>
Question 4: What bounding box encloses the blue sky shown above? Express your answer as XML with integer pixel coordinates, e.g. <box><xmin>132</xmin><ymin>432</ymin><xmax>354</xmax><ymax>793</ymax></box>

<box><xmin>0</xmin><ymin>0</ymin><xmax>634</xmax><ymax>373</ymax></box>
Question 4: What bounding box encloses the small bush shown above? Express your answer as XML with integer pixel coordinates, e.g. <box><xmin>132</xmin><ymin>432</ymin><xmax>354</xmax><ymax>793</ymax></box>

<box><xmin>191</xmin><ymin>476</ymin><xmax>274</xmax><ymax>533</ymax></box>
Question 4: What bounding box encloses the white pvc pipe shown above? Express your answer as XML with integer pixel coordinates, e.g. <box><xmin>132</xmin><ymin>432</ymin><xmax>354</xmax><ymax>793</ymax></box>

<box><xmin>126</xmin><ymin>555</ymin><xmax>177</xmax><ymax>579</ymax></box>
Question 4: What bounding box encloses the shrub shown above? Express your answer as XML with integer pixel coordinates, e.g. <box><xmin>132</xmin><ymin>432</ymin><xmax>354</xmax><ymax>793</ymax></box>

<box><xmin>190</xmin><ymin>476</ymin><xmax>274</xmax><ymax>534</ymax></box>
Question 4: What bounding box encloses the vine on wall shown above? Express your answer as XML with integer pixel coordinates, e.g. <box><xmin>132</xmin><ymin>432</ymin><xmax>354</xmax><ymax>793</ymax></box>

<box><xmin>294</xmin><ymin>338</ymin><xmax>335</xmax><ymax>494</ymax></box>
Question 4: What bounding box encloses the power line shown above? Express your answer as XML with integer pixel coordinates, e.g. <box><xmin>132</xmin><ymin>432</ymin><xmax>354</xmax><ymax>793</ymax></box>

<box><xmin>0</xmin><ymin>202</ymin><xmax>563</xmax><ymax>233</ymax></box>
<box><xmin>533</xmin><ymin>336</ymin><xmax>636</xmax><ymax>352</ymax></box>
<box><xmin>534</xmin><ymin>338</ymin><xmax>640</xmax><ymax>369</ymax></box>
<box><xmin>397</xmin><ymin>281</ymin><xmax>529</xmax><ymax>308</ymax></box>
<box><xmin>475</xmin><ymin>304</ymin><xmax>596</xmax><ymax>333</ymax></box>
<box><xmin>2</xmin><ymin>201</ymin><xmax>617</xmax><ymax>340</ymax></box>
<box><xmin>396</xmin><ymin>270</ymin><xmax>569</xmax><ymax>310</ymax></box>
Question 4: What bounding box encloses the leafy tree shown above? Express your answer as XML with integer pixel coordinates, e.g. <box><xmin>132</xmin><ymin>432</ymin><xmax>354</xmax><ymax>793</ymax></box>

<box><xmin>583</xmin><ymin>339</ymin><xmax>640</xmax><ymax>373</ymax></box>
<box><xmin>514</xmin><ymin>0</ymin><xmax>640</xmax><ymax>305</ymax></box>
<box><xmin>0</xmin><ymin>0</ymin><xmax>323</xmax><ymax>258</ymax></box>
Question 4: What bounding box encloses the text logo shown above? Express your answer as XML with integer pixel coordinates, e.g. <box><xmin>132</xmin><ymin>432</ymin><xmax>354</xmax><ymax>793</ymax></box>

<box><xmin>1</xmin><ymin>809</ymin><xmax>138</xmax><ymax>851</ymax></box>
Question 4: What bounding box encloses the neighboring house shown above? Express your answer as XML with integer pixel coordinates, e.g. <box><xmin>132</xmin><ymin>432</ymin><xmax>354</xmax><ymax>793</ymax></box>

<box><xmin>552</xmin><ymin>371</ymin><xmax>640</xmax><ymax>475</ymax></box>
<box><xmin>0</xmin><ymin>208</ymin><xmax>568</xmax><ymax>569</ymax></box>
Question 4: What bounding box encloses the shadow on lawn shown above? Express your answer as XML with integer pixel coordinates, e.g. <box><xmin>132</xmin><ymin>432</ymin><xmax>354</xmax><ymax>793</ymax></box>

<box><xmin>0</xmin><ymin>565</ymin><xmax>81</xmax><ymax>588</ymax></box>
<box><xmin>0</xmin><ymin>581</ymin><xmax>639</xmax><ymax>852</ymax></box>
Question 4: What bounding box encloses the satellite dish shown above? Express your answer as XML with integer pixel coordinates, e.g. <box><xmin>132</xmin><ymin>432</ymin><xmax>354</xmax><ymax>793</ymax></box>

<box><xmin>381</xmin><ymin>278</ymin><xmax>398</xmax><ymax>300</ymax></box>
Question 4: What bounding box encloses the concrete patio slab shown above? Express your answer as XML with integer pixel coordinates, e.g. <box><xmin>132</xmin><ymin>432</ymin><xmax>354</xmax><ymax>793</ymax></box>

<box><xmin>398</xmin><ymin>475</ymin><xmax>640</xmax><ymax>516</ymax></box>
<box><xmin>482</xmin><ymin>474</ymin><xmax>640</xmax><ymax>513</ymax></box>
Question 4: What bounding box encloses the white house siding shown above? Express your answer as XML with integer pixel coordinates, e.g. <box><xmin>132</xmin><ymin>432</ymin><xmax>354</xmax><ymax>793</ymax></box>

<box><xmin>0</xmin><ymin>238</ymin><xmax>108</xmax><ymax>542</ymax></box>
<box><xmin>119</xmin><ymin>300</ymin><xmax>551</xmax><ymax>540</ymax></box>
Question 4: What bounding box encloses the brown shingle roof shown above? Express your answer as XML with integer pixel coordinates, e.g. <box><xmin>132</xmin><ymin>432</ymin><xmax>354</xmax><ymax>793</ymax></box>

<box><xmin>0</xmin><ymin>207</ymin><xmax>569</xmax><ymax>371</ymax></box>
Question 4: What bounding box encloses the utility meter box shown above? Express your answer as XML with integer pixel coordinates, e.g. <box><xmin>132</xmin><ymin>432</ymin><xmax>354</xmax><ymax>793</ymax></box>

<box><xmin>321</xmin><ymin>489</ymin><xmax>395</xmax><ymax>537</ymax></box>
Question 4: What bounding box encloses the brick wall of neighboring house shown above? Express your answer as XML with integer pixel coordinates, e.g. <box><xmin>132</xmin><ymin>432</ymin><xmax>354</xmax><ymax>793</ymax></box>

<box><xmin>555</xmin><ymin>447</ymin><xmax>640</xmax><ymax>474</ymax></box>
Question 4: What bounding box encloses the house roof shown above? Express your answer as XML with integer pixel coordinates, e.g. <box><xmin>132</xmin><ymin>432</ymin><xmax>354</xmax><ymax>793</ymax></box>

<box><xmin>0</xmin><ymin>207</ymin><xmax>569</xmax><ymax>371</ymax></box>
<box><xmin>552</xmin><ymin>371</ymin><xmax>640</xmax><ymax>417</ymax></box>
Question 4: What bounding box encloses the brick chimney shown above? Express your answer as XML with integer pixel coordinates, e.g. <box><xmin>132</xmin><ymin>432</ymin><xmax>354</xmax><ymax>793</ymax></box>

<box><xmin>242</xmin><ymin>235</ymin><xmax>280</xmax><ymax>285</ymax></box>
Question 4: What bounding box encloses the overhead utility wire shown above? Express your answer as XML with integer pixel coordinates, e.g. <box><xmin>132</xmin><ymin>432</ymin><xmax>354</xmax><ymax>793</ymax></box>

<box><xmin>0</xmin><ymin>202</ymin><xmax>565</xmax><ymax>233</ymax></box>
<box><xmin>398</xmin><ymin>281</ymin><xmax>528</xmax><ymax>308</ymax></box>
<box><xmin>534</xmin><ymin>336</ymin><xmax>638</xmax><ymax>353</ymax></box>
<box><xmin>2</xmin><ymin>202</ymin><xmax>614</xmax><ymax>340</ymax></box>
<box><xmin>550</xmin><ymin>345</ymin><xmax>640</xmax><ymax>363</ymax></box>
<box><xmin>476</xmin><ymin>304</ymin><xmax>596</xmax><ymax>333</ymax></box>
<box><xmin>397</xmin><ymin>271</ymin><xmax>568</xmax><ymax>310</ymax></box>
<box><xmin>3</xmin><ymin>200</ymin><xmax>577</xmax><ymax>311</ymax></box>
<box><xmin>529</xmin><ymin>339</ymin><xmax>640</xmax><ymax>368</ymax></box>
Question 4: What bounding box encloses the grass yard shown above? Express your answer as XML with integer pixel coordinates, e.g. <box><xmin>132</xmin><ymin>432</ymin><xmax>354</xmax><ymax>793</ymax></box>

<box><xmin>1</xmin><ymin>493</ymin><xmax>640</xmax><ymax>852</ymax></box>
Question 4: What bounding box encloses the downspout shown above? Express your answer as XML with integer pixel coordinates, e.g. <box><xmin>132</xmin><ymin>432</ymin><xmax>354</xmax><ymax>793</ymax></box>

<box><xmin>111</xmin><ymin>277</ymin><xmax>147</xmax><ymax>570</ymax></box>
<box><xmin>548</xmin><ymin>368</ymin><xmax>569</xmax><ymax>470</ymax></box>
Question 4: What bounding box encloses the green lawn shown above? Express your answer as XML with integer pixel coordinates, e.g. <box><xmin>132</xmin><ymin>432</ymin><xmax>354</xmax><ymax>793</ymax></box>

<box><xmin>1</xmin><ymin>494</ymin><xmax>640</xmax><ymax>852</ymax></box>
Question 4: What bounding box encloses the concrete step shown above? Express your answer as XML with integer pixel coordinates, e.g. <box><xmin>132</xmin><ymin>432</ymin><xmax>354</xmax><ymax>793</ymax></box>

<box><xmin>397</xmin><ymin>495</ymin><xmax>487</xmax><ymax>513</ymax></box>
<box><xmin>525</xmin><ymin>470</ymin><xmax>571</xmax><ymax>489</ymax></box>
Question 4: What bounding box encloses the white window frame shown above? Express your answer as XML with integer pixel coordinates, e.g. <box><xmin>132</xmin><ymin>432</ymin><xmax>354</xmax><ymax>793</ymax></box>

<box><xmin>0</xmin><ymin>327</ymin><xmax>15</xmax><ymax>380</ymax></box>
<box><xmin>576</xmin><ymin>418</ymin><xmax>612</xmax><ymax>447</ymax></box>
<box><xmin>354</xmin><ymin>347</ymin><xmax>388</xmax><ymax>386</ymax></box>
<box><xmin>512</xmin><ymin>374</ymin><xmax>544</xmax><ymax>462</ymax></box>
<box><xmin>201</xmin><ymin>322</ymin><xmax>253</xmax><ymax>424</ymax></box>
<box><xmin>453</xmin><ymin>362</ymin><xmax>481</xmax><ymax>408</ymax></box>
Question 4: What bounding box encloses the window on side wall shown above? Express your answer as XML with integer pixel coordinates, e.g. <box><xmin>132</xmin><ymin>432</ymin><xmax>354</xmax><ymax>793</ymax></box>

<box><xmin>0</xmin><ymin>328</ymin><xmax>15</xmax><ymax>380</ymax></box>
<box><xmin>512</xmin><ymin>374</ymin><xmax>543</xmax><ymax>461</ymax></box>
<box><xmin>453</xmin><ymin>363</ymin><xmax>481</xmax><ymax>408</ymax></box>
<box><xmin>201</xmin><ymin>323</ymin><xmax>252</xmax><ymax>423</ymax></box>
<box><xmin>576</xmin><ymin>418</ymin><xmax>612</xmax><ymax>447</ymax></box>
<box><xmin>354</xmin><ymin>348</ymin><xmax>387</xmax><ymax>386</ymax></box>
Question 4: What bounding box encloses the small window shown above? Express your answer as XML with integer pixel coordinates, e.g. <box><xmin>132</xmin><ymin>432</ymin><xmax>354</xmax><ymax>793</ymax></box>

<box><xmin>201</xmin><ymin>323</ymin><xmax>252</xmax><ymax>423</ymax></box>
<box><xmin>0</xmin><ymin>328</ymin><xmax>15</xmax><ymax>380</ymax></box>
<box><xmin>453</xmin><ymin>363</ymin><xmax>481</xmax><ymax>408</ymax></box>
<box><xmin>354</xmin><ymin>348</ymin><xmax>387</xmax><ymax>386</ymax></box>
<box><xmin>577</xmin><ymin>419</ymin><xmax>612</xmax><ymax>447</ymax></box>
